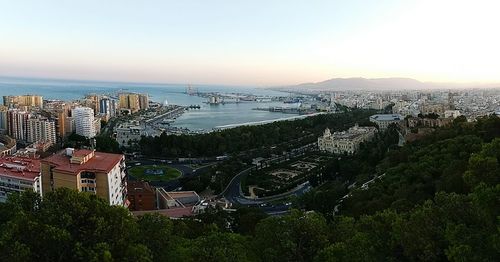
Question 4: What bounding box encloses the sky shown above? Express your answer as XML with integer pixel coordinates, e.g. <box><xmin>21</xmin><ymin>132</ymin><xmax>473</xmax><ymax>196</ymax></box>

<box><xmin>0</xmin><ymin>0</ymin><xmax>499</xmax><ymax>86</ymax></box>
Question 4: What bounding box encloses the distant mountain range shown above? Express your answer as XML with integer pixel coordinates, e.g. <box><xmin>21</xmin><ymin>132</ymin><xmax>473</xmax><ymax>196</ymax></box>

<box><xmin>272</xmin><ymin>77</ymin><xmax>500</xmax><ymax>92</ymax></box>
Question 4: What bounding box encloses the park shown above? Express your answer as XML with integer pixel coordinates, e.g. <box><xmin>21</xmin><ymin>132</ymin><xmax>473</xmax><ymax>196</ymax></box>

<box><xmin>127</xmin><ymin>164</ymin><xmax>182</xmax><ymax>182</ymax></box>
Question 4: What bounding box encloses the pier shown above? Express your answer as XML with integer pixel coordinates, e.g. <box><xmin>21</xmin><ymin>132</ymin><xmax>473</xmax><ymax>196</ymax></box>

<box><xmin>145</xmin><ymin>106</ymin><xmax>186</xmax><ymax>124</ymax></box>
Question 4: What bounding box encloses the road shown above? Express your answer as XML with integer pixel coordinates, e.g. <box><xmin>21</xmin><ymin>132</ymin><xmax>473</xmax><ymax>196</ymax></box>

<box><xmin>220</xmin><ymin>143</ymin><xmax>315</xmax><ymax>214</ymax></box>
<box><xmin>126</xmin><ymin>158</ymin><xmax>214</xmax><ymax>191</ymax></box>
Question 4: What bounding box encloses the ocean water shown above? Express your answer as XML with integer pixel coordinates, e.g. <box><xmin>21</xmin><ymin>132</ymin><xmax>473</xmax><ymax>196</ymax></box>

<box><xmin>0</xmin><ymin>76</ymin><xmax>295</xmax><ymax>130</ymax></box>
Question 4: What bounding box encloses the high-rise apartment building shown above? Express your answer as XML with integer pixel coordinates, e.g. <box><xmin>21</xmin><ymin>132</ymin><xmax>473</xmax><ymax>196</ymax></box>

<box><xmin>0</xmin><ymin>106</ymin><xmax>8</xmax><ymax>133</ymax></box>
<box><xmin>7</xmin><ymin>109</ymin><xmax>30</xmax><ymax>141</ymax></box>
<box><xmin>119</xmin><ymin>93</ymin><xmax>140</xmax><ymax>113</ymax></box>
<box><xmin>3</xmin><ymin>95</ymin><xmax>43</xmax><ymax>109</ymax></box>
<box><xmin>100</xmin><ymin>98</ymin><xmax>110</xmax><ymax>116</ymax></box>
<box><xmin>99</xmin><ymin>97</ymin><xmax>117</xmax><ymax>120</ymax></box>
<box><xmin>72</xmin><ymin>107</ymin><xmax>96</xmax><ymax>138</ymax></box>
<box><xmin>84</xmin><ymin>94</ymin><xmax>100</xmax><ymax>115</ymax></box>
<box><xmin>41</xmin><ymin>148</ymin><xmax>127</xmax><ymax>206</ymax></box>
<box><xmin>26</xmin><ymin>117</ymin><xmax>57</xmax><ymax>145</ymax></box>
<box><xmin>139</xmin><ymin>94</ymin><xmax>149</xmax><ymax>110</ymax></box>
<box><xmin>119</xmin><ymin>93</ymin><xmax>148</xmax><ymax>113</ymax></box>
<box><xmin>65</xmin><ymin>117</ymin><xmax>75</xmax><ymax>135</ymax></box>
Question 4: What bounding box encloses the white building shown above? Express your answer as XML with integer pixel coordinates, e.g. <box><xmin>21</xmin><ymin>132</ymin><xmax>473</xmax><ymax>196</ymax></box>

<box><xmin>116</xmin><ymin>125</ymin><xmax>144</xmax><ymax>147</ymax></box>
<box><xmin>369</xmin><ymin>114</ymin><xmax>404</xmax><ymax>130</ymax></box>
<box><xmin>444</xmin><ymin>110</ymin><xmax>461</xmax><ymax>119</ymax></box>
<box><xmin>0</xmin><ymin>156</ymin><xmax>42</xmax><ymax>202</ymax></box>
<box><xmin>115</xmin><ymin>122</ymin><xmax>160</xmax><ymax>147</ymax></box>
<box><xmin>26</xmin><ymin>117</ymin><xmax>57</xmax><ymax>145</ymax></box>
<box><xmin>72</xmin><ymin>107</ymin><xmax>96</xmax><ymax>138</ymax></box>
<box><xmin>318</xmin><ymin>125</ymin><xmax>377</xmax><ymax>154</ymax></box>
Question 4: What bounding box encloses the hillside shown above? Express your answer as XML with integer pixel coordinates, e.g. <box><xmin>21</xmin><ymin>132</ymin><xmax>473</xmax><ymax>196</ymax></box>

<box><xmin>273</xmin><ymin>77</ymin><xmax>500</xmax><ymax>92</ymax></box>
<box><xmin>0</xmin><ymin>116</ymin><xmax>498</xmax><ymax>261</ymax></box>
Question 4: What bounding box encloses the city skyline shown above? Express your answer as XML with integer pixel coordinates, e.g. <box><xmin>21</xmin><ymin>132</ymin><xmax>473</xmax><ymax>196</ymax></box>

<box><xmin>1</xmin><ymin>0</ymin><xmax>500</xmax><ymax>86</ymax></box>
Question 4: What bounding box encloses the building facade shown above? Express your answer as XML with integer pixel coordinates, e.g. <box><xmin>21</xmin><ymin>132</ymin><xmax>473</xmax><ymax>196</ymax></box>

<box><xmin>318</xmin><ymin>125</ymin><xmax>377</xmax><ymax>154</ymax></box>
<box><xmin>7</xmin><ymin>109</ymin><xmax>30</xmax><ymax>141</ymax></box>
<box><xmin>127</xmin><ymin>181</ymin><xmax>156</xmax><ymax>211</ymax></box>
<box><xmin>3</xmin><ymin>95</ymin><xmax>43</xmax><ymax>109</ymax></box>
<box><xmin>0</xmin><ymin>156</ymin><xmax>42</xmax><ymax>202</ymax></box>
<box><xmin>369</xmin><ymin>114</ymin><xmax>404</xmax><ymax>130</ymax></box>
<box><xmin>0</xmin><ymin>106</ymin><xmax>7</xmax><ymax>133</ymax></box>
<box><xmin>119</xmin><ymin>93</ymin><xmax>140</xmax><ymax>113</ymax></box>
<box><xmin>138</xmin><ymin>94</ymin><xmax>149</xmax><ymax>111</ymax></box>
<box><xmin>119</xmin><ymin>93</ymin><xmax>148</xmax><ymax>113</ymax></box>
<box><xmin>72</xmin><ymin>107</ymin><xmax>96</xmax><ymax>138</ymax></box>
<box><xmin>0</xmin><ymin>135</ymin><xmax>16</xmax><ymax>156</ymax></box>
<box><xmin>41</xmin><ymin>148</ymin><xmax>127</xmax><ymax>206</ymax></box>
<box><xmin>26</xmin><ymin>117</ymin><xmax>57</xmax><ymax>145</ymax></box>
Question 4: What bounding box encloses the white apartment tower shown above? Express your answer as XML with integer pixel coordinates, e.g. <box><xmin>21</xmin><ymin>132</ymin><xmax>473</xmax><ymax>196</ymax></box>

<box><xmin>72</xmin><ymin>107</ymin><xmax>96</xmax><ymax>138</ymax></box>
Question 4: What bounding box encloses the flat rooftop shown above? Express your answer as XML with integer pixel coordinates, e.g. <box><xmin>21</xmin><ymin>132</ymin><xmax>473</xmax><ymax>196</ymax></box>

<box><xmin>42</xmin><ymin>149</ymin><xmax>123</xmax><ymax>175</ymax></box>
<box><xmin>0</xmin><ymin>156</ymin><xmax>40</xmax><ymax>181</ymax></box>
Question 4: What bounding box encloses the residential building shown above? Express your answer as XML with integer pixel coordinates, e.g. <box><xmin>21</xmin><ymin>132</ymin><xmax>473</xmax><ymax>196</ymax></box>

<box><xmin>99</xmin><ymin>97</ymin><xmax>110</xmax><ymax>116</ymax></box>
<box><xmin>26</xmin><ymin>117</ymin><xmax>56</xmax><ymax>145</ymax></box>
<box><xmin>99</xmin><ymin>97</ymin><xmax>116</xmax><ymax>120</ymax></box>
<box><xmin>138</xmin><ymin>94</ymin><xmax>149</xmax><ymax>110</ymax></box>
<box><xmin>127</xmin><ymin>181</ymin><xmax>156</xmax><ymax>211</ymax></box>
<box><xmin>0</xmin><ymin>135</ymin><xmax>16</xmax><ymax>156</ymax></box>
<box><xmin>318</xmin><ymin>125</ymin><xmax>377</xmax><ymax>154</ymax></box>
<box><xmin>369</xmin><ymin>114</ymin><xmax>404</xmax><ymax>130</ymax></box>
<box><xmin>72</xmin><ymin>107</ymin><xmax>96</xmax><ymax>138</ymax></box>
<box><xmin>0</xmin><ymin>156</ymin><xmax>42</xmax><ymax>202</ymax></box>
<box><xmin>84</xmin><ymin>94</ymin><xmax>100</xmax><ymax>115</ymax></box>
<box><xmin>41</xmin><ymin>148</ymin><xmax>127</xmax><ymax>206</ymax></box>
<box><xmin>0</xmin><ymin>106</ymin><xmax>7</xmax><ymax>133</ymax></box>
<box><xmin>93</xmin><ymin>117</ymin><xmax>101</xmax><ymax>136</ymax></box>
<box><xmin>65</xmin><ymin>117</ymin><xmax>75</xmax><ymax>135</ymax></box>
<box><xmin>56</xmin><ymin>110</ymin><xmax>67</xmax><ymax>139</ymax></box>
<box><xmin>7</xmin><ymin>109</ymin><xmax>30</xmax><ymax>141</ymax></box>
<box><xmin>119</xmin><ymin>93</ymin><xmax>140</xmax><ymax>113</ymax></box>
<box><xmin>115</xmin><ymin>124</ymin><xmax>146</xmax><ymax>147</ymax></box>
<box><xmin>3</xmin><ymin>95</ymin><xmax>43</xmax><ymax>109</ymax></box>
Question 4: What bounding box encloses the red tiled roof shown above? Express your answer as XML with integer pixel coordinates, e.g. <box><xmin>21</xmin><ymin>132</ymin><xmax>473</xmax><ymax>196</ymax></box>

<box><xmin>72</xmin><ymin>149</ymin><xmax>93</xmax><ymax>157</ymax></box>
<box><xmin>42</xmin><ymin>149</ymin><xmax>123</xmax><ymax>175</ymax></box>
<box><xmin>0</xmin><ymin>156</ymin><xmax>40</xmax><ymax>181</ymax></box>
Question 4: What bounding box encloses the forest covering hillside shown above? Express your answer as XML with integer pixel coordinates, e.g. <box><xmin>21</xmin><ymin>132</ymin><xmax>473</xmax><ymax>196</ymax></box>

<box><xmin>0</xmin><ymin>116</ymin><xmax>498</xmax><ymax>261</ymax></box>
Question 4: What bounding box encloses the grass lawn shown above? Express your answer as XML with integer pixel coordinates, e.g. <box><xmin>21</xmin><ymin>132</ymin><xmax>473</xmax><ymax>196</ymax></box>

<box><xmin>128</xmin><ymin>165</ymin><xmax>182</xmax><ymax>182</ymax></box>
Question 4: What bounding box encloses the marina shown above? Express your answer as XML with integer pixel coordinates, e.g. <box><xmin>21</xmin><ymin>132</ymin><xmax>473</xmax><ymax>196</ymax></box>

<box><xmin>0</xmin><ymin>77</ymin><xmax>321</xmax><ymax>133</ymax></box>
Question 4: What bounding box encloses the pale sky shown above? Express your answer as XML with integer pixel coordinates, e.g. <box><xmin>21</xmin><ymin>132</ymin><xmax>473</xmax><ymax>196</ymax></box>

<box><xmin>0</xmin><ymin>0</ymin><xmax>499</xmax><ymax>86</ymax></box>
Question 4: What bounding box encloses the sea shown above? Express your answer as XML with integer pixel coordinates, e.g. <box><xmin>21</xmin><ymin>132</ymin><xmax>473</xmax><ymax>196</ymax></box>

<box><xmin>0</xmin><ymin>76</ymin><xmax>296</xmax><ymax>131</ymax></box>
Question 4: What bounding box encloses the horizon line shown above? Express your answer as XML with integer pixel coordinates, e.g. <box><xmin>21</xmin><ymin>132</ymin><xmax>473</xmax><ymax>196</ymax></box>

<box><xmin>1</xmin><ymin>74</ymin><xmax>500</xmax><ymax>89</ymax></box>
